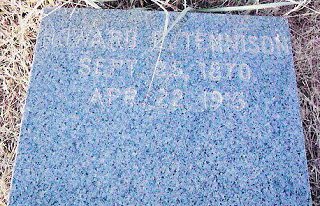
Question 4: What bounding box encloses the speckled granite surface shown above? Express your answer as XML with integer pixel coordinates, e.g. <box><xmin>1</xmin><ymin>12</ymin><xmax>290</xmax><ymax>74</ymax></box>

<box><xmin>9</xmin><ymin>8</ymin><xmax>311</xmax><ymax>205</ymax></box>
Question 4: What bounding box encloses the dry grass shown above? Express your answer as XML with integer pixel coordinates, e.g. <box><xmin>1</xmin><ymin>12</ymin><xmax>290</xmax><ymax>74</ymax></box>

<box><xmin>0</xmin><ymin>0</ymin><xmax>319</xmax><ymax>205</ymax></box>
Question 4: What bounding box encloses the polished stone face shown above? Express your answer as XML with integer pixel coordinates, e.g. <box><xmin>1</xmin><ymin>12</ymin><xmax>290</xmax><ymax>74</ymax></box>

<box><xmin>9</xmin><ymin>8</ymin><xmax>311</xmax><ymax>205</ymax></box>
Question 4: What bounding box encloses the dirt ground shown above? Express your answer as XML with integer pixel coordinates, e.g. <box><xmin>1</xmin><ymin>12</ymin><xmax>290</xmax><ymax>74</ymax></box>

<box><xmin>0</xmin><ymin>0</ymin><xmax>319</xmax><ymax>205</ymax></box>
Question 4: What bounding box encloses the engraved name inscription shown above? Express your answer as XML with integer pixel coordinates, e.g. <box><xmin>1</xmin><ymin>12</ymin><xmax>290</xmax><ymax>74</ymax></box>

<box><xmin>43</xmin><ymin>28</ymin><xmax>290</xmax><ymax>55</ymax></box>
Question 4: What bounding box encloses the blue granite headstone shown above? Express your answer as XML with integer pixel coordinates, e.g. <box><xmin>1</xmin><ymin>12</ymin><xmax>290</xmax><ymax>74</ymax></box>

<box><xmin>9</xmin><ymin>8</ymin><xmax>311</xmax><ymax>205</ymax></box>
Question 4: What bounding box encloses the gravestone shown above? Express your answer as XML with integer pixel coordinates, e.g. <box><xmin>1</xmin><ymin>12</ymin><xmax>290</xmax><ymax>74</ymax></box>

<box><xmin>9</xmin><ymin>8</ymin><xmax>311</xmax><ymax>205</ymax></box>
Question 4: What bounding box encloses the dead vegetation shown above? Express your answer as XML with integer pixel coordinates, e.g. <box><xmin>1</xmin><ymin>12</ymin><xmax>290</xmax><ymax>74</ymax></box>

<box><xmin>0</xmin><ymin>0</ymin><xmax>319</xmax><ymax>205</ymax></box>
